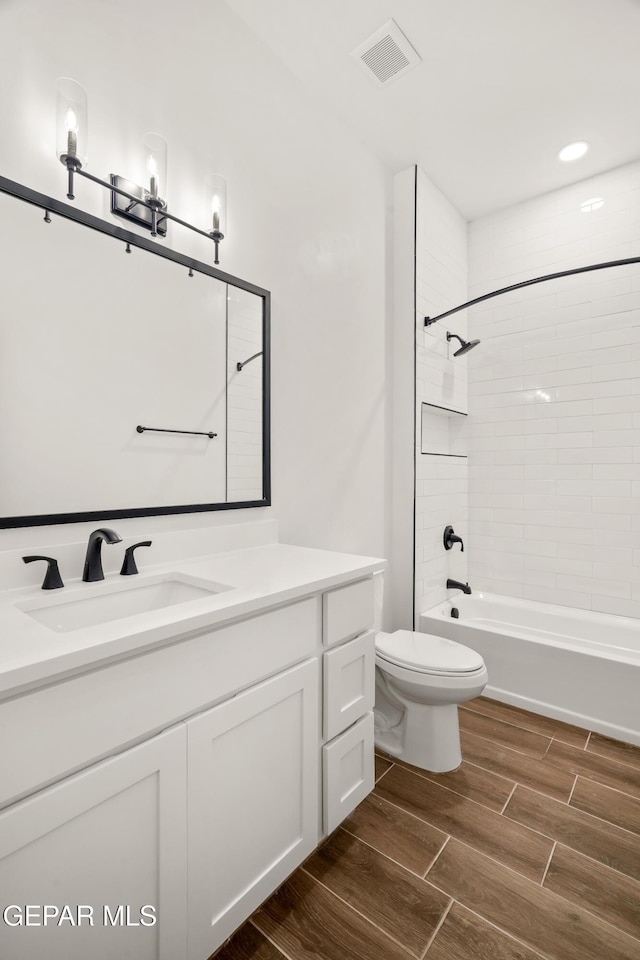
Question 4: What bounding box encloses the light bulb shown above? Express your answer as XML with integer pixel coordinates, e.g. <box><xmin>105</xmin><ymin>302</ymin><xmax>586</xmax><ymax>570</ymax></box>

<box><xmin>206</xmin><ymin>173</ymin><xmax>227</xmax><ymax>237</ymax></box>
<box><xmin>56</xmin><ymin>78</ymin><xmax>88</xmax><ymax>166</ymax></box>
<box><xmin>147</xmin><ymin>155</ymin><xmax>158</xmax><ymax>197</ymax></box>
<box><xmin>211</xmin><ymin>195</ymin><xmax>222</xmax><ymax>232</ymax></box>
<box><xmin>142</xmin><ymin>134</ymin><xmax>167</xmax><ymax>203</ymax></box>
<box><xmin>65</xmin><ymin>108</ymin><xmax>78</xmax><ymax>157</ymax></box>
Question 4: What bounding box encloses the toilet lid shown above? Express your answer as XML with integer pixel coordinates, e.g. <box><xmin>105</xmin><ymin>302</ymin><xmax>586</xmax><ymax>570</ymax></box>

<box><xmin>376</xmin><ymin>630</ymin><xmax>485</xmax><ymax>674</ymax></box>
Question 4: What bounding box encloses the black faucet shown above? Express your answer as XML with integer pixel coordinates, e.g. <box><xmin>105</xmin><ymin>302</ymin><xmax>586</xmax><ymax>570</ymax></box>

<box><xmin>443</xmin><ymin>525</ymin><xmax>464</xmax><ymax>552</ymax></box>
<box><xmin>83</xmin><ymin>527</ymin><xmax>122</xmax><ymax>582</ymax></box>
<box><xmin>446</xmin><ymin>578</ymin><xmax>472</xmax><ymax>595</ymax></box>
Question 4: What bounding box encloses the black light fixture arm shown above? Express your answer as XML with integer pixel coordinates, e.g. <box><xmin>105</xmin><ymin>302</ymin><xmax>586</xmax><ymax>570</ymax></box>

<box><xmin>424</xmin><ymin>255</ymin><xmax>640</xmax><ymax>326</ymax></box>
<box><xmin>64</xmin><ymin>162</ymin><xmax>224</xmax><ymax>262</ymax></box>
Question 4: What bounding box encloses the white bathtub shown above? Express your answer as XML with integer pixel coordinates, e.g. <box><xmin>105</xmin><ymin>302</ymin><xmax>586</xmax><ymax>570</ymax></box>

<box><xmin>419</xmin><ymin>592</ymin><xmax>640</xmax><ymax>745</ymax></box>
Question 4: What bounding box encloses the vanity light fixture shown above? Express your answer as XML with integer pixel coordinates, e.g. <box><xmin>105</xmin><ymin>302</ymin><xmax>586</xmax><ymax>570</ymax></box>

<box><xmin>56</xmin><ymin>78</ymin><xmax>227</xmax><ymax>263</ymax></box>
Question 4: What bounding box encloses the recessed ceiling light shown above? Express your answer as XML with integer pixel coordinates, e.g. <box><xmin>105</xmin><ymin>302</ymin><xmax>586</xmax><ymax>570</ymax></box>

<box><xmin>558</xmin><ymin>141</ymin><xmax>589</xmax><ymax>162</ymax></box>
<box><xmin>580</xmin><ymin>197</ymin><xmax>604</xmax><ymax>213</ymax></box>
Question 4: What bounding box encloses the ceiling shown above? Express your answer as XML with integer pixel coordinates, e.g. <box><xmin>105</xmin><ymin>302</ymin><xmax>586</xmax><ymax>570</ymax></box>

<box><xmin>227</xmin><ymin>0</ymin><xmax>640</xmax><ymax>220</ymax></box>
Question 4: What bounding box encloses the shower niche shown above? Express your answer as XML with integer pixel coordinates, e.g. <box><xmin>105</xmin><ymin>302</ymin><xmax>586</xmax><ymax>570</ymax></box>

<box><xmin>420</xmin><ymin>402</ymin><xmax>467</xmax><ymax>458</ymax></box>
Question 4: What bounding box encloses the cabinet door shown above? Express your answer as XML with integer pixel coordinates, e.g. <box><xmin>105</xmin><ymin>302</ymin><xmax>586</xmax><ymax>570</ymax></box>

<box><xmin>186</xmin><ymin>658</ymin><xmax>319</xmax><ymax>960</ymax></box>
<box><xmin>0</xmin><ymin>726</ymin><xmax>187</xmax><ymax>960</ymax></box>
<box><xmin>323</xmin><ymin>712</ymin><xmax>374</xmax><ymax>835</ymax></box>
<box><xmin>323</xmin><ymin>630</ymin><xmax>375</xmax><ymax>740</ymax></box>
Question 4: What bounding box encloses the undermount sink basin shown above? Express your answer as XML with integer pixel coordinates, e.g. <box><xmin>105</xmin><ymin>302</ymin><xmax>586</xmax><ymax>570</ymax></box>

<box><xmin>17</xmin><ymin>573</ymin><xmax>232</xmax><ymax>633</ymax></box>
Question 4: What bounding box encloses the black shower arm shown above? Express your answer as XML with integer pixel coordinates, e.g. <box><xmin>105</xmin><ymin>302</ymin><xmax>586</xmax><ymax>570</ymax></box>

<box><xmin>237</xmin><ymin>351</ymin><xmax>263</xmax><ymax>372</ymax></box>
<box><xmin>424</xmin><ymin>255</ymin><xmax>640</xmax><ymax>326</ymax></box>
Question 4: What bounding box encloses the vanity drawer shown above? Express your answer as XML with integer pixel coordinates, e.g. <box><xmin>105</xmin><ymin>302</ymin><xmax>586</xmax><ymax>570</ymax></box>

<box><xmin>322</xmin><ymin>712</ymin><xmax>374</xmax><ymax>835</ymax></box>
<box><xmin>322</xmin><ymin>578</ymin><xmax>375</xmax><ymax>648</ymax></box>
<box><xmin>0</xmin><ymin>597</ymin><xmax>319</xmax><ymax>810</ymax></box>
<box><xmin>323</xmin><ymin>630</ymin><xmax>375</xmax><ymax>740</ymax></box>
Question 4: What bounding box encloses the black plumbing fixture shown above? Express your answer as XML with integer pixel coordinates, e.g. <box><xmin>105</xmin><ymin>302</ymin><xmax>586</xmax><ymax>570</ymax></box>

<box><xmin>451</xmin><ymin>607</ymin><xmax>460</xmax><ymax>619</ymax></box>
<box><xmin>120</xmin><ymin>540</ymin><xmax>153</xmax><ymax>576</ymax></box>
<box><xmin>443</xmin><ymin>525</ymin><xmax>464</xmax><ymax>552</ymax></box>
<box><xmin>446</xmin><ymin>332</ymin><xmax>481</xmax><ymax>357</ymax></box>
<box><xmin>446</xmin><ymin>578</ymin><xmax>472</xmax><ymax>595</ymax></box>
<box><xmin>237</xmin><ymin>351</ymin><xmax>263</xmax><ymax>372</ymax></box>
<box><xmin>83</xmin><ymin>528</ymin><xmax>122</xmax><ymax>582</ymax></box>
<box><xmin>23</xmin><ymin>555</ymin><xmax>64</xmax><ymax>589</ymax></box>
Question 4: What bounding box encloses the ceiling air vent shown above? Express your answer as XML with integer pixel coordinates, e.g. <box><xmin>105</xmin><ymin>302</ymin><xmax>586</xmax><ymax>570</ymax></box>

<box><xmin>351</xmin><ymin>19</ymin><xmax>421</xmax><ymax>87</ymax></box>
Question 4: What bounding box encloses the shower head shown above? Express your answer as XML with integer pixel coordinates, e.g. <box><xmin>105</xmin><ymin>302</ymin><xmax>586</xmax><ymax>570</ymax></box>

<box><xmin>446</xmin><ymin>331</ymin><xmax>481</xmax><ymax>357</ymax></box>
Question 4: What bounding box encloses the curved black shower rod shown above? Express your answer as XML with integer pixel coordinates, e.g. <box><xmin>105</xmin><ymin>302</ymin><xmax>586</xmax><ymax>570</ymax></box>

<box><xmin>424</xmin><ymin>255</ymin><xmax>640</xmax><ymax>326</ymax></box>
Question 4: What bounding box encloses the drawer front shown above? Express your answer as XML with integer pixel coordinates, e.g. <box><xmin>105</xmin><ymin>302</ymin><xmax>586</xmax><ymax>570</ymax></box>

<box><xmin>0</xmin><ymin>597</ymin><xmax>319</xmax><ymax>810</ymax></box>
<box><xmin>323</xmin><ymin>631</ymin><xmax>375</xmax><ymax>740</ymax></box>
<box><xmin>322</xmin><ymin>578</ymin><xmax>375</xmax><ymax>648</ymax></box>
<box><xmin>322</xmin><ymin>712</ymin><xmax>374</xmax><ymax>835</ymax></box>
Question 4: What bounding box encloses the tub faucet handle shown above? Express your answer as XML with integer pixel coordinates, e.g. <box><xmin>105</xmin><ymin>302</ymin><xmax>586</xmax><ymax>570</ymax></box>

<box><xmin>443</xmin><ymin>525</ymin><xmax>464</xmax><ymax>552</ymax></box>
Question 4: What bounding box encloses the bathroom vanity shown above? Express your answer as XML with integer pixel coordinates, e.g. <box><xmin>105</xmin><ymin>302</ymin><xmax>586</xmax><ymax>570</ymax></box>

<box><xmin>0</xmin><ymin>526</ymin><xmax>384</xmax><ymax>959</ymax></box>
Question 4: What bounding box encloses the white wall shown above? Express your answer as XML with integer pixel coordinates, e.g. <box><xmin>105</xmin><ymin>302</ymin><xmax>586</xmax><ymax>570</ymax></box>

<box><xmin>0</xmin><ymin>1</ymin><xmax>390</xmax><ymax>571</ymax></box>
<box><xmin>467</xmin><ymin>162</ymin><xmax>640</xmax><ymax>617</ymax></box>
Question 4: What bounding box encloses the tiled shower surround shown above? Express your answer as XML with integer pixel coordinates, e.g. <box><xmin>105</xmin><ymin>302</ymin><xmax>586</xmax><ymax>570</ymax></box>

<box><xmin>414</xmin><ymin>169</ymin><xmax>469</xmax><ymax>616</ymax></box>
<box><xmin>414</xmin><ymin>161</ymin><xmax>640</xmax><ymax>621</ymax></box>
<box><xmin>466</xmin><ymin>162</ymin><xmax>640</xmax><ymax>616</ymax></box>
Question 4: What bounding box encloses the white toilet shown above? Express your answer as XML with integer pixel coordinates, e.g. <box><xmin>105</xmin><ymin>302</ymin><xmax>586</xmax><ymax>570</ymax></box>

<box><xmin>374</xmin><ymin>629</ymin><xmax>488</xmax><ymax>773</ymax></box>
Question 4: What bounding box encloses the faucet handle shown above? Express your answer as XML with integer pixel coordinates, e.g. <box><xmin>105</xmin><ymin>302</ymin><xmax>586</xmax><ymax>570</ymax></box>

<box><xmin>120</xmin><ymin>540</ymin><xmax>152</xmax><ymax>576</ymax></box>
<box><xmin>23</xmin><ymin>555</ymin><xmax>64</xmax><ymax>590</ymax></box>
<box><xmin>443</xmin><ymin>525</ymin><xmax>464</xmax><ymax>552</ymax></box>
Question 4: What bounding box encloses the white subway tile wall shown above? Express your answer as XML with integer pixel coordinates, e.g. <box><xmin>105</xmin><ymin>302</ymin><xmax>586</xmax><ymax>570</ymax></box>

<box><xmin>227</xmin><ymin>287</ymin><xmax>264</xmax><ymax>502</ymax></box>
<box><xmin>466</xmin><ymin>161</ymin><xmax>640</xmax><ymax>615</ymax></box>
<box><xmin>414</xmin><ymin>170</ymin><xmax>469</xmax><ymax>618</ymax></box>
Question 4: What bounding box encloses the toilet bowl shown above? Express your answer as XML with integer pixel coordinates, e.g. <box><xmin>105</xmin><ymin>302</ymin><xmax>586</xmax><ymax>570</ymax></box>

<box><xmin>374</xmin><ymin>629</ymin><xmax>487</xmax><ymax>773</ymax></box>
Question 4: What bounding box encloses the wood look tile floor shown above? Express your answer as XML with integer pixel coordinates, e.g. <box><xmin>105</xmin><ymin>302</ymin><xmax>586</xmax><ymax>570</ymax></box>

<box><xmin>212</xmin><ymin>697</ymin><xmax>640</xmax><ymax>960</ymax></box>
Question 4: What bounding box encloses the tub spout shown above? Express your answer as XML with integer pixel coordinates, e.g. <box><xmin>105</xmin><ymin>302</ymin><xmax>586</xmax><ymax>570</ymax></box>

<box><xmin>447</xmin><ymin>578</ymin><xmax>472</xmax><ymax>595</ymax></box>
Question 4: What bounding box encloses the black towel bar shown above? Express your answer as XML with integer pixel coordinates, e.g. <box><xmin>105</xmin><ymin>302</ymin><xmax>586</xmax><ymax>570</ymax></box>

<box><xmin>136</xmin><ymin>425</ymin><xmax>217</xmax><ymax>439</ymax></box>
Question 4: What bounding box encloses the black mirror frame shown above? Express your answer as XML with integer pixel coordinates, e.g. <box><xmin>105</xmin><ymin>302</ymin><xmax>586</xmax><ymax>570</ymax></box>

<box><xmin>0</xmin><ymin>174</ymin><xmax>271</xmax><ymax>529</ymax></box>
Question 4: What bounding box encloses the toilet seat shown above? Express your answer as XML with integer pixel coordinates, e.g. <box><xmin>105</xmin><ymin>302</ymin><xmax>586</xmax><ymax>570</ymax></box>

<box><xmin>376</xmin><ymin>629</ymin><xmax>485</xmax><ymax>677</ymax></box>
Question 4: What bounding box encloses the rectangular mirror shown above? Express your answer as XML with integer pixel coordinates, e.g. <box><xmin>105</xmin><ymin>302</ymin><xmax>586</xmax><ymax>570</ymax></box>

<box><xmin>0</xmin><ymin>176</ymin><xmax>270</xmax><ymax>528</ymax></box>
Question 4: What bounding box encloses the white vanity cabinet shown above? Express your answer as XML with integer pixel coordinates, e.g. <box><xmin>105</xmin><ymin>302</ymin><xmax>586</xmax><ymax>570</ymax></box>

<box><xmin>0</xmin><ymin>558</ymin><xmax>380</xmax><ymax>960</ymax></box>
<box><xmin>0</xmin><ymin>725</ymin><xmax>188</xmax><ymax>960</ymax></box>
<box><xmin>186</xmin><ymin>658</ymin><xmax>318</xmax><ymax>960</ymax></box>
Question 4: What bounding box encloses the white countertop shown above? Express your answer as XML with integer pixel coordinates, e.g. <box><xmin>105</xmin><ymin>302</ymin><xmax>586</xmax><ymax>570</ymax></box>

<box><xmin>0</xmin><ymin>542</ymin><xmax>385</xmax><ymax>698</ymax></box>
